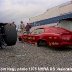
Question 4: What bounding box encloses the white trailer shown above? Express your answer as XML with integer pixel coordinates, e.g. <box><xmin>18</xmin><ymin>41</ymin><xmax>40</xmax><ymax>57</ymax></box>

<box><xmin>29</xmin><ymin>1</ymin><xmax>72</xmax><ymax>31</ymax></box>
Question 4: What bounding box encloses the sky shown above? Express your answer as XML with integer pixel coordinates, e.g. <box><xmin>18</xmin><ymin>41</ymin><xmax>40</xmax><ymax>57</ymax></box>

<box><xmin>0</xmin><ymin>0</ymin><xmax>71</xmax><ymax>25</ymax></box>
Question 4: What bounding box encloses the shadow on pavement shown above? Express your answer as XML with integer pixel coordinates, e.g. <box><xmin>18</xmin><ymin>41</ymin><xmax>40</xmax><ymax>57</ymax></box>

<box><xmin>46</xmin><ymin>46</ymin><xmax>72</xmax><ymax>51</ymax></box>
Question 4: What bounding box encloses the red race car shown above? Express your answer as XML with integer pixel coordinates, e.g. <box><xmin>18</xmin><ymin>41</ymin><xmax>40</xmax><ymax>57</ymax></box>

<box><xmin>18</xmin><ymin>26</ymin><xmax>72</xmax><ymax>47</ymax></box>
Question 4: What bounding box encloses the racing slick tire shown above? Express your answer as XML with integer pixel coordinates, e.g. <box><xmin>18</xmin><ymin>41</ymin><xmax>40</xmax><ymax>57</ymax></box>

<box><xmin>4</xmin><ymin>24</ymin><xmax>17</xmax><ymax>46</ymax></box>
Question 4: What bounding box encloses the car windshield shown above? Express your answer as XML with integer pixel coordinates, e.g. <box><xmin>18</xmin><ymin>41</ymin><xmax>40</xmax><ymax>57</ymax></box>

<box><xmin>30</xmin><ymin>28</ymin><xmax>44</xmax><ymax>35</ymax></box>
<box><xmin>23</xmin><ymin>31</ymin><xmax>27</xmax><ymax>34</ymax></box>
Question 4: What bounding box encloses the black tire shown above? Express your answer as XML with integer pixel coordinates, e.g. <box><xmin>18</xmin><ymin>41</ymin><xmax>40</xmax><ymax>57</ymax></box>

<box><xmin>37</xmin><ymin>40</ymin><xmax>47</xmax><ymax>47</ymax></box>
<box><xmin>4</xmin><ymin>24</ymin><xmax>17</xmax><ymax>46</ymax></box>
<box><xmin>18</xmin><ymin>38</ymin><xmax>22</xmax><ymax>41</ymax></box>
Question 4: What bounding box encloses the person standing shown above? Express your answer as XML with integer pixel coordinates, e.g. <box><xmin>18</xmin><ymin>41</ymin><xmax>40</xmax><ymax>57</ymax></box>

<box><xmin>12</xmin><ymin>21</ymin><xmax>16</xmax><ymax>28</ymax></box>
<box><xmin>25</xmin><ymin>23</ymin><xmax>31</xmax><ymax>34</ymax></box>
<box><xmin>20</xmin><ymin>21</ymin><xmax>25</xmax><ymax>33</ymax></box>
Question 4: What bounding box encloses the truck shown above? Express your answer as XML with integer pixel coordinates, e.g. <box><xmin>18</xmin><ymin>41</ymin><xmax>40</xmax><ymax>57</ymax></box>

<box><xmin>0</xmin><ymin>23</ymin><xmax>17</xmax><ymax>48</ymax></box>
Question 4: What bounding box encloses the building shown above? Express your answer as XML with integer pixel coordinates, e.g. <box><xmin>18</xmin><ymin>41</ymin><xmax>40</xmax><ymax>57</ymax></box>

<box><xmin>29</xmin><ymin>1</ymin><xmax>72</xmax><ymax>31</ymax></box>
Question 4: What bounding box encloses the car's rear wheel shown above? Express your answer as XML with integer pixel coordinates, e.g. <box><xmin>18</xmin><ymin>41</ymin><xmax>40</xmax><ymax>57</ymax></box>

<box><xmin>37</xmin><ymin>40</ymin><xmax>47</xmax><ymax>47</ymax></box>
<box><xmin>4</xmin><ymin>24</ymin><xmax>17</xmax><ymax>46</ymax></box>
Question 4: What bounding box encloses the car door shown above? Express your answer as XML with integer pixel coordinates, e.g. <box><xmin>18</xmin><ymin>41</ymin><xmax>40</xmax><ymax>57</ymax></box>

<box><xmin>27</xmin><ymin>29</ymin><xmax>38</xmax><ymax>44</ymax></box>
<box><xmin>27</xmin><ymin>28</ymin><xmax>44</xmax><ymax>44</ymax></box>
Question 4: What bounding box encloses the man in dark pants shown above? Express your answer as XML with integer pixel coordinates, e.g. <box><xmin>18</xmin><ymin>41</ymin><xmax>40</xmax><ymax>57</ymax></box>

<box><xmin>25</xmin><ymin>23</ymin><xmax>31</xmax><ymax>34</ymax></box>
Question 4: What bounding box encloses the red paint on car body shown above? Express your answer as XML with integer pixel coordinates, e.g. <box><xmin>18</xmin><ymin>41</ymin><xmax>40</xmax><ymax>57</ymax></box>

<box><xmin>18</xmin><ymin>26</ymin><xmax>72</xmax><ymax>47</ymax></box>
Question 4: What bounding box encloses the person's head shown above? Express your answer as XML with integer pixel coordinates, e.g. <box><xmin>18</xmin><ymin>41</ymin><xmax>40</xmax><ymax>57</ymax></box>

<box><xmin>27</xmin><ymin>23</ymin><xmax>29</xmax><ymax>25</ymax></box>
<box><xmin>12</xmin><ymin>21</ymin><xmax>15</xmax><ymax>24</ymax></box>
<box><xmin>21</xmin><ymin>21</ymin><xmax>23</xmax><ymax>24</ymax></box>
<box><xmin>27</xmin><ymin>23</ymin><xmax>31</xmax><ymax>25</ymax></box>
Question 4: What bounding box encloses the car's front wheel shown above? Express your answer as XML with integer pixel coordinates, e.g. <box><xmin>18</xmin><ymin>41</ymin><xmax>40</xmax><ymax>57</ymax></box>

<box><xmin>18</xmin><ymin>38</ymin><xmax>22</xmax><ymax>41</ymax></box>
